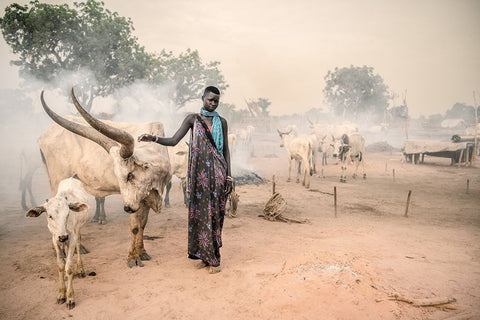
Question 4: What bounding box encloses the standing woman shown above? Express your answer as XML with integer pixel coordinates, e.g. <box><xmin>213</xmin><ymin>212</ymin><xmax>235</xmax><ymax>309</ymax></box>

<box><xmin>138</xmin><ymin>86</ymin><xmax>232</xmax><ymax>274</ymax></box>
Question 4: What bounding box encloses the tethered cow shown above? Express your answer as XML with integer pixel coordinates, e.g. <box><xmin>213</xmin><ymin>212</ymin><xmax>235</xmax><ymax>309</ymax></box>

<box><xmin>39</xmin><ymin>89</ymin><xmax>171</xmax><ymax>268</ymax></box>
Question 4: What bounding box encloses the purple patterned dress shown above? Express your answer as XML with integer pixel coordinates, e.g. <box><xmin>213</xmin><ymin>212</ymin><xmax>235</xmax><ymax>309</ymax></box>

<box><xmin>187</xmin><ymin>115</ymin><xmax>227</xmax><ymax>267</ymax></box>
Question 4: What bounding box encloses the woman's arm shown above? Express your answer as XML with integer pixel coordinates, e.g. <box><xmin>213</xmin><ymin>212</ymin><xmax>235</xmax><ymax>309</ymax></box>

<box><xmin>138</xmin><ymin>114</ymin><xmax>195</xmax><ymax>146</ymax></box>
<box><xmin>221</xmin><ymin>117</ymin><xmax>233</xmax><ymax>195</ymax></box>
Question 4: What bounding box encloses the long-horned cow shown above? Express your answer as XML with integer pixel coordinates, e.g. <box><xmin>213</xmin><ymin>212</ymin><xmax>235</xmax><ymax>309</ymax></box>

<box><xmin>39</xmin><ymin>89</ymin><xmax>171</xmax><ymax>267</ymax></box>
<box><xmin>333</xmin><ymin>132</ymin><xmax>366</xmax><ymax>182</ymax></box>
<box><xmin>277</xmin><ymin>129</ymin><xmax>313</xmax><ymax>188</ymax></box>
<box><xmin>26</xmin><ymin>177</ymin><xmax>93</xmax><ymax>309</ymax></box>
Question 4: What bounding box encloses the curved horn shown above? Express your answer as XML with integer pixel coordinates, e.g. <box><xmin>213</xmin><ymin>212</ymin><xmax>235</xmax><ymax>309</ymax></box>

<box><xmin>40</xmin><ymin>91</ymin><xmax>117</xmax><ymax>153</ymax></box>
<box><xmin>70</xmin><ymin>88</ymin><xmax>134</xmax><ymax>158</ymax></box>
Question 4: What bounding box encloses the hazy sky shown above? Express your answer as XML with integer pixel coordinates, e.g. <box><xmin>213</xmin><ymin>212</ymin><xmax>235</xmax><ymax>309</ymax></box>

<box><xmin>0</xmin><ymin>0</ymin><xmax>479</xmax><ymax>118</ymax></box>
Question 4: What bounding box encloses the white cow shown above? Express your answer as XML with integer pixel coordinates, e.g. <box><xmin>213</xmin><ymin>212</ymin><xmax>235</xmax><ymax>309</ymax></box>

<box><xmin>39</xmin><ymin>89</ymin><xmax>171</xmax><ymax>268</ymax></box>
<box><xmin>333</xmin><ymin>133</ymin><xmax>366</xmax><ymax>182</ymax></box>
<box><xmin>277</xmin><ymin>129</ymin><xmax>313</xmax><ymax>188</ymax></box>
<box><xmin>165</xmin><ymin>141</ymin><xmax>189</xmax><ymax>207</ymax></box>
<box><xmin>26</xmin><ymin>177</ymin><xmax>93</xmax><ymax>309</ymax></box>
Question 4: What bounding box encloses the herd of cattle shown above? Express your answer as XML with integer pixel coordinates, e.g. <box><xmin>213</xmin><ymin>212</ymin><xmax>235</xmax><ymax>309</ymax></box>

<box><xmin>22</xmin><ymin>89</ymin><xmax>367</xmax><ymax>309</ymax></box>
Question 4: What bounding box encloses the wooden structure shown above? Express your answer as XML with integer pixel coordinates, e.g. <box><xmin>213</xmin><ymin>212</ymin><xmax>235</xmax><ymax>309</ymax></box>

<box><xmin>402</xmin><ymin>136</ymin><xmax>476</xmax><ymax>166</ymax></box>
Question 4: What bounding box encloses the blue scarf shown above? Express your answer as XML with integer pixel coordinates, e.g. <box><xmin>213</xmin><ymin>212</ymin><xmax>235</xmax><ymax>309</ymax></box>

<box><xmin>200</xmin><ymin>107</ymin><xmax>223</xmax><ymax>154</ymax></box>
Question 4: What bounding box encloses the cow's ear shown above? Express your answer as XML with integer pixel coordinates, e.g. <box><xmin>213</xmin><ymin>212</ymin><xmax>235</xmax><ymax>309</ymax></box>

<box><xmin>26</xmin><ymin>206</ymin><xmax>46</xmax><ymax>217</ymax></box>
<box><xmin>69</xmin><ymin>202</ymin><xmax>88</xmax><ymax>212</ymax></box>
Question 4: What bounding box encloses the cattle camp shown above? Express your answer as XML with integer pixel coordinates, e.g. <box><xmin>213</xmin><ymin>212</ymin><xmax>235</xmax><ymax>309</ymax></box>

<box><xmin>1</xmin><ymin>1</ymin><xmax>479</xmax><ymax>319</ymax></box>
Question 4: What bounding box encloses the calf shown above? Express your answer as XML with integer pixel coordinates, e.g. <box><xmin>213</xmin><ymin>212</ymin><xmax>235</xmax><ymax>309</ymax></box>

<box><xmin>334</xmin><ymin>133</ymin><xmax>366</xmax><ymax>182</ymax></box>
<box><xmin>26</xmin><ymin>177</ymin><xmax>93</xmax><ymax>309</ymax></box>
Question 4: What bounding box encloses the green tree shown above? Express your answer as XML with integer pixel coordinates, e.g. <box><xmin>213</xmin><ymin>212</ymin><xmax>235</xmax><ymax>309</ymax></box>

<box><xmin>1</xmin><ymin>0</ymin><xmax>155</xmax><ymax>111</ymax></box>
<box><xmin>150</xmin><ymin>49</ymin><xmax>228</xmax><ymax>109</ymax></box>
<box><xmin>323</xmin><ymin>65</ymin><xmax>390</xmax><ymax>122</ymax></box>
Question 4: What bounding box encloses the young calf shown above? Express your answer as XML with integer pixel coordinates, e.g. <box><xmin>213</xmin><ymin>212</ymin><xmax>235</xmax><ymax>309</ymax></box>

<box><xmin>26</xmin><ymin>177</ymin><xmax>93</xmax><ymax>309</ymax></box>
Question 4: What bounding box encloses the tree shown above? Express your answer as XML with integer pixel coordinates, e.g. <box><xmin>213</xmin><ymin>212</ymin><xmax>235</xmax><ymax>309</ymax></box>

<box><xmin>256</xmin><ymin>98</ymin><xmax>271</xmax><ymax>116</ymax></box>
<box><xmin>445</xmin><ymin>102</ymin><xmax>476</xmax><ymax>125</ymax></box>
<box><xmin>1</xmin><ymin>0</ymin><xmax>155</xmax><ymax>111</ymax></box>
<box><xmin>149</xmin><ymin>49</ymin><xmax>228</xmax><ymax>109</ymax></box>
<box><xmin>323</xmin><ymin>65</ymin><xmax>390</xmax><ymax>122</ymax></box>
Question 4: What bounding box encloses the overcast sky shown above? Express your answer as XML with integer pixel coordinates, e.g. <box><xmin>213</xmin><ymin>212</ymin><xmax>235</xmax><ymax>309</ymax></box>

<box><xmin>1</xmin><ymin>0</ymin><xmax>479</xmax><ymax>118</ymax></box>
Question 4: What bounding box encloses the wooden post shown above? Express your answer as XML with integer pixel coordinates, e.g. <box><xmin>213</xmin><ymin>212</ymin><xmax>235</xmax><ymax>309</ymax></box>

<box><xmin>473</xmin><ymin>91</ymin><xmax>478</xmax><ymax>166</ymax></box>
<box><xmin>385</xmin><ymin>160</ymin><xmax>388</xmax><ymax>173</ymax></box>
<box><xmin>392</xmin><ymin>169</ymin><xmax>396</xmax><ymax>182</ymax></box>
<box><xmin>404</xmin><ymin>190</ymin><xmax>412</xmax><ymax>217</ymax></box>
<box><xmin>272</xmin><ymin>175</ymin><xmax>276</xmax><ymax>195</ymax></box>
<box><xmin>334</xmin><ymin>186</ymin><xmax>337</xmax><ymax>218</ymax></box>
<box><xmin>321</xmin><ymin>168</ymin><xmax>324</xmax><ymax>178</ymax></box>
<box><xmin>467</xmin><ymin>179</ymin><xmax>470</xmax><ymax>194</ymax></box>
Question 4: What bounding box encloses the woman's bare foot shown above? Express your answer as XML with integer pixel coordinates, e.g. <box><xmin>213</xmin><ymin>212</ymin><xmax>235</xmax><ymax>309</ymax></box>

<box><xmin>208</xmin><ymin>266</ymin><xmax>221</xmax><ymax>274</ymax></box>
<box><xmin>195</xmin><ymin>261</ymin><xmax>207</xmax><ymax>269</ymax></box>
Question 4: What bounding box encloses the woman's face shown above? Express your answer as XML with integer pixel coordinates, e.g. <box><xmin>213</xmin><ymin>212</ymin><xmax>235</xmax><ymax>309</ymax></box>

<box><xmin>202</xmin><ymin>92</ymin><xmax>220</xmax><ymax>112</ymax></box>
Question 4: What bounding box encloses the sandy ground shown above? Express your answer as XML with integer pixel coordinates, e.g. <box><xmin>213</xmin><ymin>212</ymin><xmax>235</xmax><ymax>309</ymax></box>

<box><xmin>1</xmin><ymin>149</ymin><xmax>480</xmax><ymax>320</ymax></box>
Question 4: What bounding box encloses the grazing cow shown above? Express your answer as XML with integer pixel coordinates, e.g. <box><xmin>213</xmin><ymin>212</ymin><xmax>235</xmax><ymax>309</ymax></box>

<box><xmin>165</xmin><ymin>141</ymin><xmax>189</xmax><ymax>207</ymax></box>
<box><xmin>333</xmin><ymin>133</ymin><xmax>366</xmax><ymax>182</ymax></box>
<box><xmin>277</xmin><ymin>129</ymin><xmax>313</xmax><ymax>188</ymax></box>
<box><xmin>39</xmin><ymin>89</ymin><xmax>171</xmax><ymax>268</ymax></box>
<box><xmin>26</xmin><ymin>177</ymin><xmax>93</xmax><ymax>309</ymax></box>
<box><xmin>305</xmin><ymin>134</ymin><xmax>320</xmax><ymax>174</ymax></box>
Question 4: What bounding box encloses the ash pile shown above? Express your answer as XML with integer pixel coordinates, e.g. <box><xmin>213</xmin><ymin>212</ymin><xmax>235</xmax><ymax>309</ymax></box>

<box><xmin>232</xmin><ymin>169</ymin><xmax>264</xmax><ymax>185</ymax></box>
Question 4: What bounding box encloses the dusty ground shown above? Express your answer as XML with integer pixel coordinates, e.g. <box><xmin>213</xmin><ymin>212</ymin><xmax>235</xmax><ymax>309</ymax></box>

<box><xmin>1</xmin><ymin>149</ymin><xmax>480</xmax><ymax>320</ymax></box>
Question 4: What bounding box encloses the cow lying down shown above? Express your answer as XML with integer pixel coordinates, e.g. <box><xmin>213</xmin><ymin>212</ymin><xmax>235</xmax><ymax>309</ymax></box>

<box><xmin>26</xmin><ymin>177</ymin><xmax>93</xmax><ymax>309</ymax></box>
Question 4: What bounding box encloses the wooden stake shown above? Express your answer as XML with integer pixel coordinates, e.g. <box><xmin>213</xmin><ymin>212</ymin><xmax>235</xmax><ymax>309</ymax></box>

<box><xmin>466</xmin><ymin>179</ymin><xmax>470</xmax><ymax>194</ymax></box>
<box><xmin>385</xmin><ymin>160</ymin><xmax>388</xmax><ymax>172</ymax></box>
<box><xmin>473</xmin><ymin>90</ymin><xmax>478</xmax><ymax>166</ymax></box>
<box><xmin>404</xmin><ymin>190</ymin><xmax>412</xmax><ymax>217</ymax></box>
<box><xmin>392</xmin><ymin>169</ymin><xmax>396</xmax><ymax>182</ymax></box>
<box><xmin>321</xmin><ymin>168</ymin><xmax>324</xmax><ymax>178</ymax></box>
<box><xmin>334</xmin><ymin>186</ymin><xmax>337</xmax><ymax>218</ymax></box>
<box><xmin>272</xmin><ymin>175</ymin><xmax>276</xmax><ymax>195</ymax></box>
<box><xmin>458</xmin><ymin>149</ymin><xmax>464</xmax><ymax>168</ymax></box>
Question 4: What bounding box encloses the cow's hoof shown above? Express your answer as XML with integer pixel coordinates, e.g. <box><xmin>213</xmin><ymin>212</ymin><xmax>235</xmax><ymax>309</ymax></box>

<box><xmin>363</xmin><ymin>174</ymin><xmax>366</xmax><ymax>179</ymax></box>
<box><xmin>140</xmin><ymin>252</ymin><xmax>151</xmax><ymax>261</ymax></box>
<box><xmin>287</xmin><ymin>178</ymin><xmax>291</xmax><ymax>182</ymax></box>
<box><xmin>57</xmin><ymin>297</ymin><xmax>66</xmax><ymax>304</ymax></box>
<box><xmin>98</xmin><ymin>218</ymin><xmax>107</xmax><ymax>225</ymax></box>
<box><xmin>66</xmin><ymin>301</ymin><xmax>75</xmax><ymax>309</ymax></box>
<box><xmin>164</xmin><ymin>203</ymin><xmax>171</xmax><ymax>208</ymax></box>
<box><xmin>127</xmin><ymin>258</ymin><xmax>145</xmax><ymax>268</ymax></box>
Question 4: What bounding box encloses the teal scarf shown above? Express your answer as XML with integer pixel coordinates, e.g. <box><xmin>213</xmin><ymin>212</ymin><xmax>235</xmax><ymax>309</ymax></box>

<box><xmin>200</xmin><ymin>107</ymin><xmax>223</xmax><ymax>154</ymax></box>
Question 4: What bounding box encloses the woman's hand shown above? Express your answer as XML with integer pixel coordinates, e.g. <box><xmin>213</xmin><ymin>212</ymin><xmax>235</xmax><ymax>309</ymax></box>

<box><xmin>137</xmin><ymin>134</ymin><xmax>155</xmax><ymax>142</ymax></box>
<box><xmin>224</xmin><ymin>178</ymin><xmax>233</xmax><ymax>195</ymax></box>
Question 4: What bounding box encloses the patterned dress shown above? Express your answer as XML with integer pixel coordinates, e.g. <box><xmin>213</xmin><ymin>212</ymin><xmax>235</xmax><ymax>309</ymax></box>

<box><xmin>187</xmin><ymin>115</ymin><xmax>227</xmax><ymax>267</ymax></box>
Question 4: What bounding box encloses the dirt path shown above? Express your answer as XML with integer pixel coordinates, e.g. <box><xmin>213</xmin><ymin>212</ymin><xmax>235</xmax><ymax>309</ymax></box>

<box><xmin>1</xmin><ymin>151</ymin><xmax>479</xmax><ymax>319</ymax></box>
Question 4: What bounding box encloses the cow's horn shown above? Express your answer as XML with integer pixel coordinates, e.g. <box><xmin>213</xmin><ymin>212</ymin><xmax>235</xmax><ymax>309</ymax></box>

<box><xmin>40</xmin><ymin>91</ymin><xmax>117</xmax><ymax>153</ymax></box>
<box><xmin>70</xmin><ymin>88</ymin><xmax>134</xmax><ymax>159</ymax></box>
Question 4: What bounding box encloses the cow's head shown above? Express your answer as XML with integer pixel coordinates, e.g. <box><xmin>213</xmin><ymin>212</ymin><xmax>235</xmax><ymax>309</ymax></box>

<box><xmin>277</xmin><ymin>129</ymin><xmax>293</xmax><ymax>147</ymax></box>
<box><xmin>332</xmin><ymin>134</ymin><xmax>351</xmax><ymax>159</ymax></box>
<box><xmin>26</xmin><ymin>196</ymin><xmax>88</xmax><ymax>243</ymax></box>
<box><xmin>40</xmin><ymin>89</ymin><xmax>170</xmax><ymax>214</ymax></box>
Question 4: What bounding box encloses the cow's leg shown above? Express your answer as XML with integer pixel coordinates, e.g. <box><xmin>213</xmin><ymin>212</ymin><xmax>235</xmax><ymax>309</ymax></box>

<box><xmin>304</xmin><ymin>159</ymin><xmax>311</xmax><ymax>188</ymax></box>
<box><xmin>296</xmin><ymin>161</ymin><xmax>301</xmax><ymax>183</ymax></box>
<box><xmin>181</xmin><ymin>179</ymin><xmax>188</xmax><ymax>207</ymax></box>
<box><xmin>65</xmin><ymin>239</ymin><xmax>77</xmax><ymax>309</ymax></box>
<box><xmin>164</xmin><ymin>181</ymin><xmax>172</xmax><ymax>208</ymax></box>
<box><xmin>127</xmin><ymin>204</ymin><xmax>150</xmax><ymax>268</ymax></box>
<box><xmin>322</xmin><ymin>152</ymin><xmax>327</xmax><ymax>166</ymax></box>
<box><xmin>92</xmin><ymin>197</ymin><xmax>106</xmax><ymax>224</ymax></box>
<box><xmin>340</xmin><ymin>157</ymin><xmax>347</xmax><ymax>183</ymax></box>
<box><xmin>53</xmin><ymin>240</ymin><xmax>67</xmax><ymax>305</ymax></box>
<box><xmin>75</xmin><ymin>233</ymin><xmax>87</xmax><ymax>277</ymax></box>
<box><xmin>361</xmin><ymin>153</ymin><xmax>366</xmax><ymax>179</ymax></box>
<box><xmin>287</xmin><ymin>158</ymin><xmax>292</xmax><ymax>182</ymax></box>
<box><xmin>352</xmin><ymin>156</ymin><xmax>358</xmax><ymax>179</ymax></box>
